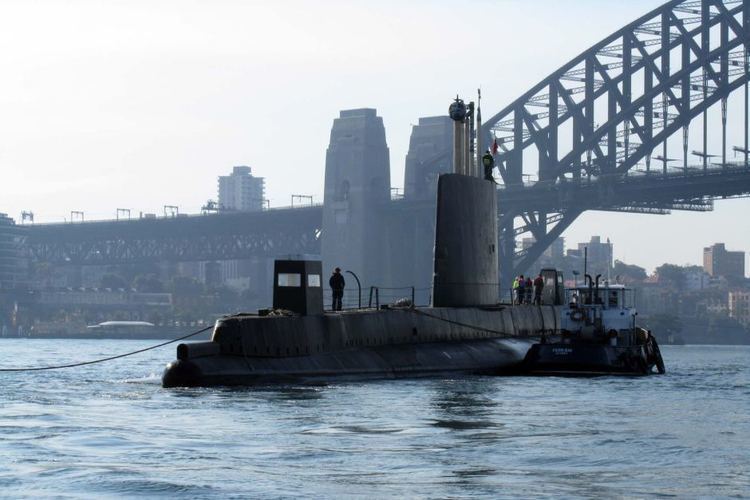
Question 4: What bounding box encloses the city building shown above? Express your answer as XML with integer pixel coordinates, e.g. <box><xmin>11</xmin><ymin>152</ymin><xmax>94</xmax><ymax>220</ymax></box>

<box><xmin>729</xmin><ymin>290</ymin><xmax>750</xmax><ymax>327</ymax></box>
<box><xmin>566</xmin><ymin>236</ymin><xmax>613</xmax><ymax>277</ymax></box>
<box><xmin>218</xmin><ymin>166</ymin><xmax>265</xmax><ymax>212</ymax></box>
<box><xmin>684</xmin><ymin>267</ymin><xmax>711</xmax><ymax>291</ymax></box>
<box><xmin>703</xmin><ymin>243</ymin><xmax>745</xmax><ymax>280</ymax></box>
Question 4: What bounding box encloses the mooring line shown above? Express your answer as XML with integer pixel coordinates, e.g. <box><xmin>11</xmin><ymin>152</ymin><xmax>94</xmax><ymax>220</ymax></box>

<box><xmin>0</xmin><ymin>325</ymin><xmax>212</xmax><ymax>372</ymax></box>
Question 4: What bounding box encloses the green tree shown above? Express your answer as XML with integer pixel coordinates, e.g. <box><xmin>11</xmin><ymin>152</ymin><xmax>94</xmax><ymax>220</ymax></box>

<box><xmin>612</xmin><ymin>260</ymin><xmax>647</xmax><ymax>284</ymax></box>
<box><xmin>654</xmin><ymin>263</ymin><xmax>686</xmax><ymax>288</ymax></box>
<box><xmin>168</xmin><ymin>276</ymin><xmax>205</xmax><ymax>297</ymax></box>
<box><xmin>643</xmin><ymin>313</ymin><xmax>683</xmax><ymax>339</ymax></box>
<box><xmin>133</xmin><ymin>274</ymin><xmax>164</xmax><ymax>293</ymax></box>
<box><xmin>100</xmin><ymin>273</ymin><xmax>128</xmax><ymax>290</ymax></box>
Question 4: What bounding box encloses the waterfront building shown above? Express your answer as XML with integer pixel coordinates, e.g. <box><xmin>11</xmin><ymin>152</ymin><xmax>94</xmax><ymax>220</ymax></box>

<box><xmin>729</xmin><ymin>290</ymin><xmax>750</xmax><ymax>327</ymax></box>
<box><xmin>703</xmin><ymin>243</ymin><xmax>745</xmax><ymax>280</ymax></box>
<box><xmin>217</xmin><ymin>166</ymin><xmax>265</xmax><ymax>212</ymax></box>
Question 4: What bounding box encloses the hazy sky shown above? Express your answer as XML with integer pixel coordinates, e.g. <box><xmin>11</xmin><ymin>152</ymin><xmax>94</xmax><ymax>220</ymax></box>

<box><xmin>0</xmin><ymin>0</ymin><xmax>748</xmax><ymax>274</ymax></box>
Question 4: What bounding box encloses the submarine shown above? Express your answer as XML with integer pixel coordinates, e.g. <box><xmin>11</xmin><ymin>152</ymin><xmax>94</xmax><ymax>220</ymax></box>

<box><xmin>162</xmin><ymin>100</ymin><xmax>565</xmax><ymax>388</ymax></box>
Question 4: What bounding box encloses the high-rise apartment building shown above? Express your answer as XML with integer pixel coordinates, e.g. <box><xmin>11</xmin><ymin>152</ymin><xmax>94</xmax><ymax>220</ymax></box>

<box><xmin>218</xmin><ymin>166</ymin><xmax>265</xmax><ymax>212</ymax></box>
<box><xmin>703</xmin><ymin>243</ymin><xmax>745</xmax><ymax>279</ymax></box>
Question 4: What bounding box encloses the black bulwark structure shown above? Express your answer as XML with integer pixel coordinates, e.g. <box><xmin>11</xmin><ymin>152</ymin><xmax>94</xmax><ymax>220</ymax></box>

<box><xmin>272</xmin><ymin>259</ymin><xmax>323</xmax><ymax>316</ymax></box>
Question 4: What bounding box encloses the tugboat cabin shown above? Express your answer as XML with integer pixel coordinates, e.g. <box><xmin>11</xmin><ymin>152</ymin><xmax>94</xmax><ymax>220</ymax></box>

<box><xmin>561</xmin><ymin>284</ymin><xmax>637</xmax><ymax>339</ymax></box>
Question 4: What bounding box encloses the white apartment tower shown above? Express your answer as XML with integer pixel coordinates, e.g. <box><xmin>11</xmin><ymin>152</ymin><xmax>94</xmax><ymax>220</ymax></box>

<box><xmin>218</xmin><ymin>166</ymin><xmax>265</xmax><ymax>212</ymax></box>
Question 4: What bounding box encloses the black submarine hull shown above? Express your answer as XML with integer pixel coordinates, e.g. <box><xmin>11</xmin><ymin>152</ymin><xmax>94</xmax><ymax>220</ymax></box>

<box><xmin>162</xmin><ymin>305</ymin><xmax>561</xmax><ymax>388</ymax></box>
<box><xmin>163</xmin><ymin>337</ymin><xmax>536</xmax><ymax>387</ymax></box>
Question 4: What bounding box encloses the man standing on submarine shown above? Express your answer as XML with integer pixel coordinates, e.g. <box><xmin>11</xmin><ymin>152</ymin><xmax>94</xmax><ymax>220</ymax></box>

<box><xmin>329</xmin><ymin>267</ymin><xmax>345</xmax><ymax>311</ymax></box>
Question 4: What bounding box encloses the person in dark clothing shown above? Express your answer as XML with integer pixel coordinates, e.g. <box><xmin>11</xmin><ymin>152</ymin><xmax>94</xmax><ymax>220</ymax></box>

<box><xmin>329</xmin><ymin>267</ymin><xmax>345</xmax><ymax>311</ymax></box>
<box><xmin>525</xmin><ymin>277</ymin><xmax>533</xmax><ymax>304</ymax></box>
<box><xmin>533</xmin><ymin>274</ymin><xmax>544</xmax><ymax>305</ymax></box>
<box><xmin>515</xmin><ymin>275</ymin><xmax>525</xmax><ymax>305</ymax></box>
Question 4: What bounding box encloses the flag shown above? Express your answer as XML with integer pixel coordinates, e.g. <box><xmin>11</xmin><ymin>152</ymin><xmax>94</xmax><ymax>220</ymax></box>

<box><xmin>491</xmin><ymin>136</ymin><xmax>499</xmax><ymax>155</ymax></box>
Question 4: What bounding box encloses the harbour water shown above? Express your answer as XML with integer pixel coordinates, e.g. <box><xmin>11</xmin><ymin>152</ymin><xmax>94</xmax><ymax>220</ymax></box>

<box><xmin>1</xmin><ymin>339</ymin><xmax>748</xmax><ymax>498</ymax></box>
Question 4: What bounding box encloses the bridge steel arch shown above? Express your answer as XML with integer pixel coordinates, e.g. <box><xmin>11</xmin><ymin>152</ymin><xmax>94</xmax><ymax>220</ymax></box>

<box><xmin>482</xmin><ymin>0</ymin><xmax>750</xmax><ymax>286</ymax></box>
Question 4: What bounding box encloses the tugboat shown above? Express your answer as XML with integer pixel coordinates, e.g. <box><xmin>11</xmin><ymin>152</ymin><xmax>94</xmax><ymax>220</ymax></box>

<box><xmin>522</xmin><ymin>274</ymin><xmax>665</xmax><ymax>376</ymax></box>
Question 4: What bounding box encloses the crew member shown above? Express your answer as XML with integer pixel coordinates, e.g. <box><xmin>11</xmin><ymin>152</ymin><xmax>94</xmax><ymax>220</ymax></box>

<box><xmin>525</xmin><ymin>276</ymin><xmax>533</xmax><ymax>304</ymax></box>
<box><xmin>533</xmin><ymin>274</ymin><xmax>544</xmax><ymax>305</ymax></box>
<box><xmin>329</xmin><ymin>267</ymin><xmax>345</xmax><ymax>311</ymax></box>
<box><xmin>516</xmin><ymin>275</ymin><xmax>525</xmax><ymax>305</ymax></box>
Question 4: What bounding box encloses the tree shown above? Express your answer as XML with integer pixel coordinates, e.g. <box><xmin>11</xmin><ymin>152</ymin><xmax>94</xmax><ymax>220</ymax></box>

<box><xmin>642</xmin><ymin>313</ymin><xmax>683</xmax><ymax>340</ymax></box>
<box><xmin>133</xmin><ymin>274</ymin><xmax>164</xmax><ymax>293</ymax></box>
<box><xmin>168</xmin><ymin>276</ymin><xmax>205</xmax><ymax>297</ymax></box>
<box><xmin>612</xmin><ymin>260</ymin><xmax>647</xmax><ymax>284</ymax></box>
<box><xmin>100</xmin><ymin>273</ymin><xmax>128</xmax><ymax>290</ymax></box>
<box><xmin>654</xmin><ymin>264</ymin><xmax>686</xmax><ymax>288</ymax></box>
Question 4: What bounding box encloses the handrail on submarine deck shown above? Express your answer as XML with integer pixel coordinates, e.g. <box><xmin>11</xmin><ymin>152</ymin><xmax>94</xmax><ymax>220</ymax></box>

<box><xmin>324</xmin><ymin>284</ymin><xmax>544</xmax><ymax>313</ymax></box>
<box><xmin>368</xmin><ymin>286</ymin><xmax>416</xmax><ymax>310</ymax></box>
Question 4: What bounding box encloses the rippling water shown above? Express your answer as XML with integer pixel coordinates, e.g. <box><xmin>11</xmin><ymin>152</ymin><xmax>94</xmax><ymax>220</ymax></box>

<box><xmin>0</xmin><ymin>340</ymin><xmax>748</xmax><ymax>498</ymax></box>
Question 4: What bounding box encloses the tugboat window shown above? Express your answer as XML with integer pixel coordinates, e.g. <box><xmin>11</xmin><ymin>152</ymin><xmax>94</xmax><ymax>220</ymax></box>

<box><xmin>277</xmin><ymin>273</ymin><xmax>302</xmax><ymax>287</ymax></box>
<box><xmin>307</xmin><ymin>274</ymin><xmax>321</xmax><ymax>287</ymax></box>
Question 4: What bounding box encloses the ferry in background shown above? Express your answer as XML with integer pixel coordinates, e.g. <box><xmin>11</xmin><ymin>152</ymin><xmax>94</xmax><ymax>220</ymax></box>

<box><xmin>28</xmin><ymin>320</ymin><xmax>211</xmax><ymax>340</ymax></box>
<box><xmin>85</xmin><ymin>320</ymin><xmax>158</xmax><ymax>339</ymax></box>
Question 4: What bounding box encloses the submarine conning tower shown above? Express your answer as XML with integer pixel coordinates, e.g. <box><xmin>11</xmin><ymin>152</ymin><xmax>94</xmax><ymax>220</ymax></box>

<box><xmin>272</xmin><ymin>258</ymin><xmax>323</xmax><ymax>316</ymax></box>
<box><xmin>432</xmin><ymin>96</ymin><xmax>498</xmax><ymax>307</ymax></box>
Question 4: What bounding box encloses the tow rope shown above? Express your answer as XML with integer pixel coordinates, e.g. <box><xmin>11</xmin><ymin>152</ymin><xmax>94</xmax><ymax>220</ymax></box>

<box><xmin>0</xmin><ymin>325</ymin><xmax>212</xmax><ymax>372</ymax></box>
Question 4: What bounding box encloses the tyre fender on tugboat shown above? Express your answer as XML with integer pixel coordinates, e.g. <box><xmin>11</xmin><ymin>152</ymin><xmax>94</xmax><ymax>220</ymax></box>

<box><xmin>649</xmin><ymin>334</ymin><xmax>666</xmax><ymax>374</ymax></box>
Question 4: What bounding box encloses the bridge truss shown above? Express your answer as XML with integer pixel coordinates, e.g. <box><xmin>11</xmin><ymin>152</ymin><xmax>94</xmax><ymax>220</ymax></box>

<box><xmin>24</xmin><ymin>207</ymin><xmax>322</xmax><ymax>266</ymax></box>
<box><xmin>482</xmin><ymin>0</ymin><xmax>750</xmax><ymax>284</ymax></box>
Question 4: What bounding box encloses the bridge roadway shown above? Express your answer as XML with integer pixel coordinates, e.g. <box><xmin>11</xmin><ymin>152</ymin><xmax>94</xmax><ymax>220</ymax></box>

<box><xmin>23</xmin><ymin>164</ymin><xmax>750</xmax><ymax>267</ymax></box>
<box><xmin>500</xmin><ymin>163</ymin><xmax>750</xmax><ymax>214</ymax></box>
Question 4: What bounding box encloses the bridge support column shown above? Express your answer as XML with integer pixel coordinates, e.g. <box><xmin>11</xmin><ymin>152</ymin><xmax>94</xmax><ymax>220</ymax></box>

<box><xmin>321</xmin><ymin>109</ymin><xmax>391</xmax><ymax>297</ymax></box>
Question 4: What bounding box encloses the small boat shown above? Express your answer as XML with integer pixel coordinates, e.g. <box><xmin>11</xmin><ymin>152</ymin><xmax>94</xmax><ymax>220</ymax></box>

<box><xmin>522</xmin><ymin>274</ymin><xmax>665</xmax><ymax>376</ymax></box>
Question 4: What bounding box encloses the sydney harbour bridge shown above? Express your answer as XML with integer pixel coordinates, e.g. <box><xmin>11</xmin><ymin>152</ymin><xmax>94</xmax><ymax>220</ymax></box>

<box><xmin>11</xmin><ymin>0</ymin><xmax>750</xmax><ymax>296</ymax></box>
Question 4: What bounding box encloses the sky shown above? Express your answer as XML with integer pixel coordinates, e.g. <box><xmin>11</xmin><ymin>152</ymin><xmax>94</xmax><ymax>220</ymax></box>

<box><xmin>0</xmin><ymin>0</ymin><xmax>748</xmax><ymax>274</ymax></box>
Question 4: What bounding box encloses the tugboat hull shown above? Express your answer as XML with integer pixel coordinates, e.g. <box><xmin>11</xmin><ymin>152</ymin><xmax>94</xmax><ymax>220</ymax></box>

<box><xmin>523</xmin><ymin>341</ymin><xmax>663</xmax><ymax>376</ymax></box>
